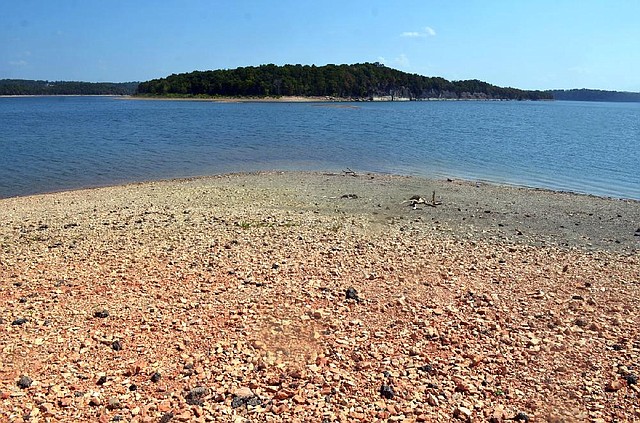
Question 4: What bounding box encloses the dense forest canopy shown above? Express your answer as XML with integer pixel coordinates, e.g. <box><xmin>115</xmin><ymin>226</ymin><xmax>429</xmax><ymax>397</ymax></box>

<box><xmin>0</xmin><ymin>79</ymin><xmax>138</xmax><ymax>95</ymax></box>
<box><xmin>136</xmin><ymin>63</ymin><xmax>552</xmax><ymax>100</ymax></box>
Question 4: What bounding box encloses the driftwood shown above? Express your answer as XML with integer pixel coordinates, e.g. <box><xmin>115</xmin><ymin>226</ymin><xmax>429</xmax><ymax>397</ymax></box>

<box><xmin>343</xmin><ymin>168</ymin><xmax>358</xmax><ymax>177</ymax></box>
<box><xmin>403</xmin><ymin>191</ymin><xmax>442</xmax><ymax>209</ymax></box>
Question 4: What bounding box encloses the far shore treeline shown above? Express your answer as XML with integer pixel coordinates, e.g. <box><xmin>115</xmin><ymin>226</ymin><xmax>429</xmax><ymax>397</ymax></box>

<box><xmin>136</xmin><ymin>63</ymin><xmax>551</xmax><ymax>101</ymax></box>
<box><xmin>2</xmin><ymin>63</ymin><xmax>640</xmax><ymax>101</ymax></box>
<box><xmin>0</xmin><ymin>79</ymin><xmax>138</xmax><ymax>96</ymax></box>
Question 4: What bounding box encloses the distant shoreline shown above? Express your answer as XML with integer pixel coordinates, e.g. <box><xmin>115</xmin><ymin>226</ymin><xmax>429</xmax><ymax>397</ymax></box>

<box><xmin>0</xmin><ymin>94</ymin><xmax>124</xmax><ymax>98</ymax></box>
<box><xmin>124</xmin><ymin>95</ymin><xmax>340</xmax><ymax>103</ymax></box>
<box><xmin>124</xmin><ymin>95</ymin><xmax>531</xmax><ymax>103</ymax></box>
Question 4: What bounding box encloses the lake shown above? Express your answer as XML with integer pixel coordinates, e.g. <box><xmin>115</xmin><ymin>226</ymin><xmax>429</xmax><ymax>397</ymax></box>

<box><xmin>0</xmin><ymin>96</ymin><xmax>638</xmax><ymax>200</ymax></box>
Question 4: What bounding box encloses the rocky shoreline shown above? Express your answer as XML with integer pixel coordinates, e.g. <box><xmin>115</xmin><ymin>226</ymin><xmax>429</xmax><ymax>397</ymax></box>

<box><xmin>1</xmin><ymin>171</ymin><xmax>638</xmax><ymax>422</ymax></box>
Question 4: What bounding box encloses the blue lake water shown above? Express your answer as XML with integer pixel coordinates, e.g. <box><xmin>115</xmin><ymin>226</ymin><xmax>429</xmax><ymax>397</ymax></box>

<box><xmin>0</xmin><ymin>96</ymin><xmax>638</xmax><ymax>200</ymax></box>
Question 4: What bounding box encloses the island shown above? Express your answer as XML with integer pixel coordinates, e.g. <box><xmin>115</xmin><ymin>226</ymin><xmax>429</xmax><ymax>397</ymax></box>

<box><xmin>135</xmin><ymin>62</ymin><xmax>552</xmax><ymax>101</ymax></box>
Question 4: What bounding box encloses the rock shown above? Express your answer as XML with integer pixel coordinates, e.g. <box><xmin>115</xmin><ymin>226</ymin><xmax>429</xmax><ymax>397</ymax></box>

<box><xmin>89</xmin><ymin>397</ymin><xmax>102</xmax><ymax>407</ymax></box>
<box><xmin>489</xmin><ymin>405</ymin><xmax>506</xmax><ymax>422</ymax></box>
<box><xmin>454</xmin><ymin>406</ymin><xmax>472</xmax><ymax>420</ymax></box>
<box><xmin>574</xmin><ymin>318</ymin><xmax>588</xmax><ymax>327</ymax></box>
<box><xmin>417</xmin><ymin>364</ymin><xmax>434</xmax><ymax>373</ymax></box>
<box><xmin>58</xmin><ymin>397</ymin><xmax>73</xmax><ymax>407</ymax></box>
<box><xmin>606</xmin><ymin>379</ymin><xmax>624</xmax><ymax>391</ymax></box>
<box><xmin>340</xmin><ymin>194</ymin><xmax>358</xmax><ymax>199</ymax></box>
<box><xmin>234</xmin><ymin>387</ymin><xmax>254</xmax><ymax>398</ymax></box>
<box><xmin>426</xmin><ymin>394</ymin><xmax>439</xmax><ymax>406</ymax></box>
<box><xmin>107</xmin><ymin>397</ymin><xmax>121</xmax><ymax>410</ymax></box>
<box><xmin>17</xmin><ymin>375</ymin><xmax>33</xmax><ymax>389</ymax></box>
<box><xmin>93</xmin><ymin>309</ymin><xmax>109</xmax><ymax>318</ymax></box>
<box><xmin>11</xmin><ymin>318</ymin><xmax>28</xmax><ymax>326</ymax></box>
<box><xmin>174</xmin><ymin>410</ymin><xmax>192</xmax><ymax>422</ymax></box>
<box><xmin>625</xmin><ymin>373</ymin><xmax>638</xmax><ymax>385</ymax></box>
<box><xmin>150</xmin><ymin>371</ymin><xmax>161</xmax><ymax>382</ymax></box>
<box><xmin>159</xmin><ymin>412</ymin><xmax>174</xmax><ymax>423</ymax></box>
<box><xmin>111</xmin><ymin>340</ymin><xmax>123</xmax><ymax>351</ymax></box>
<box><xmin>230</xmin><ymin>397</ymin><xmax>245</xmax><ymax>408</ymax></box>
<box><xmin>39</xmin><ymin>403</ymin><xmax>55</xmax><ymax>416</ymax></box>
<box><xmin>129</xmin><ymin>384</ymin><xmax>137</xmax><ymax>391</ymax></box>
<box><xmin>379</xmin><ymin>384</ymin><xmax>394</xmax><ymax>399</ymax></box>
<box><xmin>345</xmin><ymin>287</ymin><xmax>360</xmax><ymax>301</ymax></box>
<box><xmin>514</xmin><ymin>412</ymin><xmax>530</xmax><ymax>422</ymax></box>
<box><xmin>231</xmin><ymin>387</ymin><xmax>261</xmax><ymax>408</ymax></box>
<box><xmin>454</xmin><ymin>378</ymin><xmax>472</xmax><ymax>392</ymax></box>
<box><xmin>185</xmin><ymin>386</ymin><xmax>209</xmax><ymax>406</ymax></box>
<box><xmin>97</xmin><ymin>375</ymin><xmax>107</xmax><ymax>385</ymax></box>
<box><xmin>158</xmin><ymin>401</ymin><xmax>172</xmax><ymax>412</ymax></box>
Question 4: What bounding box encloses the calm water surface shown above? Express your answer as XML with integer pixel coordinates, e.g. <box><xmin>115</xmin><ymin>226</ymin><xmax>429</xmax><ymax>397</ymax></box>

<box><xmin>0</xmin><ymin>96</ymin><xmax>638</xmax><ymax>199</ymax></box>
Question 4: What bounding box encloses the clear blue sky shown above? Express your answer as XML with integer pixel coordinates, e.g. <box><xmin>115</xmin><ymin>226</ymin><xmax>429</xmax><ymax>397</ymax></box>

<box><xmin>2</xmin><ymin>0</ymin><xmax>639</xmax><ymax>91</ymax></box>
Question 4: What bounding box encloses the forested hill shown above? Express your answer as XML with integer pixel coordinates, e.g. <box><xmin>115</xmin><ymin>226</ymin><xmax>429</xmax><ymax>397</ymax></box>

<box><xmin>551</xmin><ymin>89</ymin><xmax>640</xmax><ymax>102</ymax></box>
<box><xmin>136</xmin><ymin>63</ymin><xmax>552</xmax><ymax>100</ymax></box>
<box><xmin>0</xmin><ymin>79</ymin><xmax>138</xmax><ymax>95</ymax></box>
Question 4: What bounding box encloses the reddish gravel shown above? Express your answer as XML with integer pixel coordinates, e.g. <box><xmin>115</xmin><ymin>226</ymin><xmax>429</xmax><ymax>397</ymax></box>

<box><xmin>1</xmin><ymin>172</ymin><xmax>638</xmax><ymax>422</ymax></box>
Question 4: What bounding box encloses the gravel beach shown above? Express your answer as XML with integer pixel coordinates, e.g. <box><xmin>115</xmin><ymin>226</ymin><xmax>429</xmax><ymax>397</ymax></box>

<box><xmin>1</xmin><ymin>171</ymin><xmax>638</xmax><ymax>422</ymax></box>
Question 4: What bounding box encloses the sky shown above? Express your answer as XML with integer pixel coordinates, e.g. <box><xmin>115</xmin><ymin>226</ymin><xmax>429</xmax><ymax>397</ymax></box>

<box><xmin>1</xmin><ymin>0</ymin><xmax>639</xmax><ymax>91</ymax></box>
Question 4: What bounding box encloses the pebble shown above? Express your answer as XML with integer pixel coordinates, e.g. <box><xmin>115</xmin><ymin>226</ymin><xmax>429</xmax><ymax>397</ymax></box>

<box><xmin>97</xmin><ymin>375</ymin><xmax>107</xmax><ymax>385</ymax></box>
<box><xmin>185</xmin><ymin>386</ymin><xmax>209</xmax><ymax>405</ymax></box>
<box><xmin>59</xmin><ymin>397</ymin><xmax>73</xmax><ymax>407</ymax></box>
<box><xmin>111</xmin><ymin>340</ymin><xmax>123</xmax><ymax>351</ymax></box>
<box><xmin>17</xmin><ymin>375</ymin><xmax>33</xmax><ymax>389</ymax></box>
<box><xmin>107</xmin><ymin>397</ymin><xmax>121</xmax><ymax>410</ymax></box>
<box><xmin>150</xmin><ymin>371</ymin><xmax>161</xmax><ymax>382</ymax></box>
<box><xmin>606</xmin><ymin>379</ymin><xmax>624</xmax><ymax>391</ymax></box>
<box><xmin>454</xmin><ymin>406</ymin><xmax>472</xmax><ymax>420</ymax></box>
<box><xmin>94</xmin><ymin>309</ymin><xmax>109</xmax><ymax>318</ymax></box>
<box><xmin>39</xmin><ymin>403</ymin><xmax>55</xmax><ymax>416</ymax></box>
<box><xmin>159</xmin><ymin>412</ymin><xmax>174</xmax><ymax>423</ymax></box>
<box><xmin>380</xmin><ymin>384</ymin><xmax>395</xmax><ymax>399</ymax></box>
<box><xmin>174</xmin><ymin>410</ymin><xmax>192</xmax><ymax>422</ymax></box>
<box><xmin>231</xmin><ymin>387</ymin><xmax>261</xmax><ymax>408</ymax></box>
<box><xmin>514</xmin><ymin>412</ymin><xmax>530</xmax><ymax>422</ymax></box>
<box><xmin>12</xmin><ymin>318</ymin><xmax>28</xmax><ymax>326</ymax></box>
<box><xmin>417</xmin><ymin>364</ymin><xmax>434</xmax><ymax>373</ymax></box>
<box><xmin>345</xmin><ymin>287</ymin><xmax>360</xmax><ymax>301</ymax></box>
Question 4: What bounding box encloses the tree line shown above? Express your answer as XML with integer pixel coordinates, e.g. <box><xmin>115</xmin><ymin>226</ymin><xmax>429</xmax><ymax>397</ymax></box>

<box><xmin>5</xmin><ymin>70</ymin><xmax>638</xmax><ymax>102</ymax></box>
<box><xmin>551</xmin><ymin>89</ymin><xmax>640</xmax><ymax>102</ymax></box>
<box><xmin>0</xmin><ymin>79</ymin><xmax>138</xmax><ymax>96</ymax></box>
<box><xmin>136</xmin><ymin>63</ymin><xmax>552</xmax><ymax>100</ymax></box>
